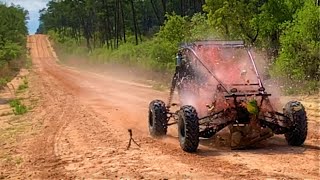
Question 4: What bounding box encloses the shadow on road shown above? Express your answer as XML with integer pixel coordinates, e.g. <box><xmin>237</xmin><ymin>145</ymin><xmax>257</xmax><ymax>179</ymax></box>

<box><xmin>159</xmin><ymin>129</ymin><xmax>319</xmax><ymax>157</ymax></box>
<box><xmin>197</xmin><ymin>133</ymin><xmax>320</xmax><ymax>156</ymax></box>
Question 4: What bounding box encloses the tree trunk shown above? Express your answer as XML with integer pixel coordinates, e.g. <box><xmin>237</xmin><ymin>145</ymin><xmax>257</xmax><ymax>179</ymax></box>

<box><xmin>130</xmin><ymin>0</ymin><xmax>138</xmax><ymax>45</ymax></box>
<box><xmin>114</xmin><ymin>0</ymin><xmax>119</xmax><ymax>49</ymax></box>
<box><xmin>180</xmin><ymin>0</ymin><xmax>184</xmax><ymax>16</ymax></box>
<box><xmin>120</xmin><ymin>0</ymin><xmax>126</xmax><ymax>43</ymax></box>
<box><xmin>105</xmin><ymin>1</ymin><xmax>113</xmax><ymax>49</ymax></box>
<box><xmin>161</xmin><ymin>0</ymin><xmax>167</xmax><ymax>15</ymax></box>
<box><xmin>150</xmin><ymin>0</ymin><xmax>161</xmax><ymax>25</ymax></box>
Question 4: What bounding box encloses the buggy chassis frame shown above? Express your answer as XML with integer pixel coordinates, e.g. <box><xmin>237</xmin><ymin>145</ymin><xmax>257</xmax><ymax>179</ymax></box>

<box><xmin>165</xmin><ymin>40</ymin><xmax>292</xmax><ymax>138</ymax></box>
<box><xmin>148</xmin><ymin>40</ymin><xmax>308</xmax><ymax>152</ymax></box>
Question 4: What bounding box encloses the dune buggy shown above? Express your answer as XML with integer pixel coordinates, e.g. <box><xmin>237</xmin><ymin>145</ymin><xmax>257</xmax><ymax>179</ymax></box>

<box><xmin>148</xmin><ymin>40</ymin><xmax>308</xmax><ymax>152</ymax></box>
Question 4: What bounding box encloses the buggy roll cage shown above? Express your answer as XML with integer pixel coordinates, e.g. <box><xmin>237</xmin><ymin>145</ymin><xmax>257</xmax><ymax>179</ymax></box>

<box><xmin>178</xmin><ymin>40</ymin><xmax>266</xmax><ymax>95</ymax></box>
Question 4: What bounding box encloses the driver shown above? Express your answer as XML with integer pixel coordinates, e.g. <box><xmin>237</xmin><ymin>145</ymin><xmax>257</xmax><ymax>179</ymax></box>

<box><xmin>167</xmin><ymin>50</ymin><xmax>185</xmax><ymax>106</ymax></box>
<box><xmin>168</xmin><ymin>50</ymin><xmax>196</xmax><ymax>106</ymax></box>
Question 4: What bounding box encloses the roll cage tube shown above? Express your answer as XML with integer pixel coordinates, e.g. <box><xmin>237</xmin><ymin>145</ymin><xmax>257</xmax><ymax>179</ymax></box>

<box><xmin>183</xmin><ymin>47</ymin><xmax>230</xmax><ymax>94</ymax></box>
<box><xmin>177</xmin><ymin>40</ymin><xmax>266</xmax><ymax>96</ymax></box>
<box><xmin>246</xmin><ymin>48</ymin><xmax>265</xmax><ymax>92</ymax></box>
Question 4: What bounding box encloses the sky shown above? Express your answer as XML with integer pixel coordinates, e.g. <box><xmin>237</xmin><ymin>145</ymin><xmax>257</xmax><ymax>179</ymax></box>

<box><xmin>1</xmin><ymin>0</ymin><xmax>49</xmax><ymax>34</ymax></box>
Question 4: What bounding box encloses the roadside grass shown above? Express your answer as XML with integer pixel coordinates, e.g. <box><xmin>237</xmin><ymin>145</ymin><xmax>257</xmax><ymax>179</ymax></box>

<box><xmin>27</xmin><ymin>97</ymin><xmax>39</xmax><ymax>111</ymax></box>
<box><xmin>151</xmin><ymin>82</ymin><xmax>168</xmax><ymax>91</ymax></box>
<box><xmin>0</xmin><ymin>116</ymin><xmax>31</xmax><ymax>171</ymax></box>
<box><xmin>6</xmin><ymin>76</ymin><xmax>31</xmax><ymax>115</ymax></box>
<box><xmin>0</xmin><ymin>78</ymin><xmax>9</xmax><ymax>89</ymax></box>
<box><xmin>276</xmin><ymin>79</ymin><xmax>319</xmax><ymax>96</ymax></box>
<box><xmin>0</xmin><ymin>43</ymin><xmax>33</xmax><ymax>175</ymax></box>
<box><xmin>0</xmin><ymin>153</ymin><xmax>24</xmax><ymax>167</ymax></box>
<box><xmin>0</xmin><ymin>116</ymin><xmax>30</xmax><ymax>143</ymax></box>
<box><xmin>8</xmin><ymin>98</ymin><xmax>27</xmax><ymax>115</ymax></box>
<box><xmin>0</xmin><ymin>78</ymin><xmax>34</xmax><ymax>172</ymax></box>
<box><xmin>17</xmin><ymin>77</ymin><xmax>28</xmax><ymax>92</ymax></box>
<box><xmin>25</xmin><ymin>56</ymin><xmax>32</xmax><ymax>70</ymax></box>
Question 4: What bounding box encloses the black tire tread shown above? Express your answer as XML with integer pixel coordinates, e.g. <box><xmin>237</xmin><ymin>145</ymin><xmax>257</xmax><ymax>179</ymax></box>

<box><xmin>178</xmin><ymin>105</ymin><xmax>199</xmax><ymax>152</ymax></box>
<box><xmin>284</xmin><ymin>101</ymin><xmax>308</xmax><ymax>146</ymax></box>
<box><xmin>148</xmin><ymin>100</ymin><xmax>167</xmax><ymax>137</ymax></box>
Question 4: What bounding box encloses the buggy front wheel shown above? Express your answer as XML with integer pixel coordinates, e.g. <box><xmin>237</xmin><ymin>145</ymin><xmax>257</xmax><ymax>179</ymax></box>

<box><xmin>178</xmin><ymin>105</ymin><xmax>199</xmax><ymax>152</ymax></box>
<box><xmin>148</xmin><ymin>100</ymin><xmax>168</xmax><ymax>137</ymax></box>
<box><xmin>284</xmin><ymin>101</ymin><xmax>308</xmax><ymax>146</ymax></box>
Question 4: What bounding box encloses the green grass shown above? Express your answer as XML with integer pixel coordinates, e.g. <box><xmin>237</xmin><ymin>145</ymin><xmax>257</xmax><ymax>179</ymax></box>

<box><xmin>24</xmin><ymin>58</ymin><xmax>32</xmax><ymax>69</ymax></box>
<box><xmin>17</xmin><ymin>77</ymin><xmax>28</xmax><ymax>91</ymax></box>
<box><xmin>0</xmin><ymin>77</ymin><xmax>9</xmax><ymax>88</ymax></box>
<box><xmin>0</xmin><ymin>118</ymin><xmax>29</xmax><ymax>176</ymax></box>
<box><xmin>0</xmin><ymin>116</ymin><xmax>31</xmax><ymax>142</ymax></box>
<box><xmin>275</xmin><ymin>79</ymin><xmax>319</xmax><ymax>95</ymax></box>
<box><xmin>0</xmin><ymin>116</ymin><xmax>30</xmax><ymax>171</ymax></box>
<box><xmin>8</xmin><ymin>99</ymin><xmax>28</xmax><ymax>115</ymax></box>
<box><xmin>151</xmin><ymin>82</ymin><xmax>168</xmax><ymax>91</ymax></box>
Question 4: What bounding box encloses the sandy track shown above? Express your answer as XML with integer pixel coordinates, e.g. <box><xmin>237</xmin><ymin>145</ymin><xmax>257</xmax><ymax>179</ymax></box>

<box><xmin>19</xmin><ymin>35</ymin><xmax>319</xmax><ymax>179</ymax></box>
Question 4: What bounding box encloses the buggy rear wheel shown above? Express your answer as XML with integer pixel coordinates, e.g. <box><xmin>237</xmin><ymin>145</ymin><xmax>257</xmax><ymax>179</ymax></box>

<box><xmin>178</xmin><ymin>105</ymin><xmax>199</xmax><ymax>152</ymax></box>
<box><xmin>148</xmin><ymin>100</ymin><xmax>168</xmax><ymax>137</ymax></box>
<box><xmin>284</xmin><ymin>101</ymin><xmax>308</xmax><ymax>146</ymax></box>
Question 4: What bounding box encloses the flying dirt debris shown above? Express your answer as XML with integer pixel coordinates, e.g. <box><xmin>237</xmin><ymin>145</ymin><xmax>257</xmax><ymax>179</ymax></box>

<box><xmin>148</xmin><ymin>40</ymin><xmax>308</xmax><ymax>152</ymax></box>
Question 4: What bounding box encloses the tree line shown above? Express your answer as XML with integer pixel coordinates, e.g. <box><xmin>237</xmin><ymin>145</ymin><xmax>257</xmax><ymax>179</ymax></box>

<box><xmin>37</xmin><ymin>0</ymin><xmax>205</xmax><ymax>50</ymax></box>
<box><xmin>38</xmin><ymin>0</ymin><xmax>319</xmax><ymax>93</ymax></box>
<box><xmin>0</xmin><ymin>3</ymin><xmax>28</xmax><ymax>85</ymax></box>
<box><xmin>204</xmin><ymin>0</ymin><xmax>319</xmax><ymax>86</ymax></box>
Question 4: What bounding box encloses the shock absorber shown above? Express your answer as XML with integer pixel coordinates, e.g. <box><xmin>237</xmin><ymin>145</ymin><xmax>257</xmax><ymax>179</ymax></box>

<box><xmin>167</xmin><ymin>72</ymin><xmax>178</xmax><ymax>107</ymax></box>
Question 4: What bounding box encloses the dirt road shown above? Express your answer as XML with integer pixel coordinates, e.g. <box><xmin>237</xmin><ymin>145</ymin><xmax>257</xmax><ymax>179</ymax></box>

<box><xmin>3</xmin><ymin>35</ymin><xmax>319</xmax><ymax>179</ymax></box>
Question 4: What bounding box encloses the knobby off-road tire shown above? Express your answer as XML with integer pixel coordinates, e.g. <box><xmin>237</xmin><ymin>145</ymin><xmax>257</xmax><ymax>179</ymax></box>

<box><xmin>148</xmin><ymin>100</ymin><xmax>168</xmax><ymax>137</ymax></box>
<box><xmin>284</xmin><ymin>101</ymin><xmax>308</xmax><ymax>146</ymax></box>
<box><xmin>178</xmin><ymin>105</ymin><xmax>199</xmax><ymax>152</ymax></box>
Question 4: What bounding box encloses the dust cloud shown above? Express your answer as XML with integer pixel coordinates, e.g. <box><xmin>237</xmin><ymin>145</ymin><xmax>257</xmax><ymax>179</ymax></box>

<box><xmin>59</xmin><ymin>54</ymin><xmax>172</xmax><ymax>86</ymax></box>
<box><xmin>60</xmin><ymin>45</ymin><xmax>284</xmax><ymax>115</ymax></box>
<box><xmin>177</xmin><ymin>45</ymin><xmax>283</xmax><ymax>116</ymax></box>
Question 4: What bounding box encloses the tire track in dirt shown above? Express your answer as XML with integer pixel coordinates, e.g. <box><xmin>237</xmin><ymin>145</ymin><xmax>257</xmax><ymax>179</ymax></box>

<box><xmin>24</xmin><ymin>35</ymin><xmax>225</xmax><ymax>179</ymax></box>
<box><xmin>20</xmin><ymin>35</ymin><xmax>319</xmax><ymax>179</ymax></box>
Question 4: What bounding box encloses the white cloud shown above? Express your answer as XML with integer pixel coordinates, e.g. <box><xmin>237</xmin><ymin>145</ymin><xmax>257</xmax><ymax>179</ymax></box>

<box><xmin>0</xmin><ymin>0</ymin><xmax>50</xmax><ymax>34</ymax></box>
